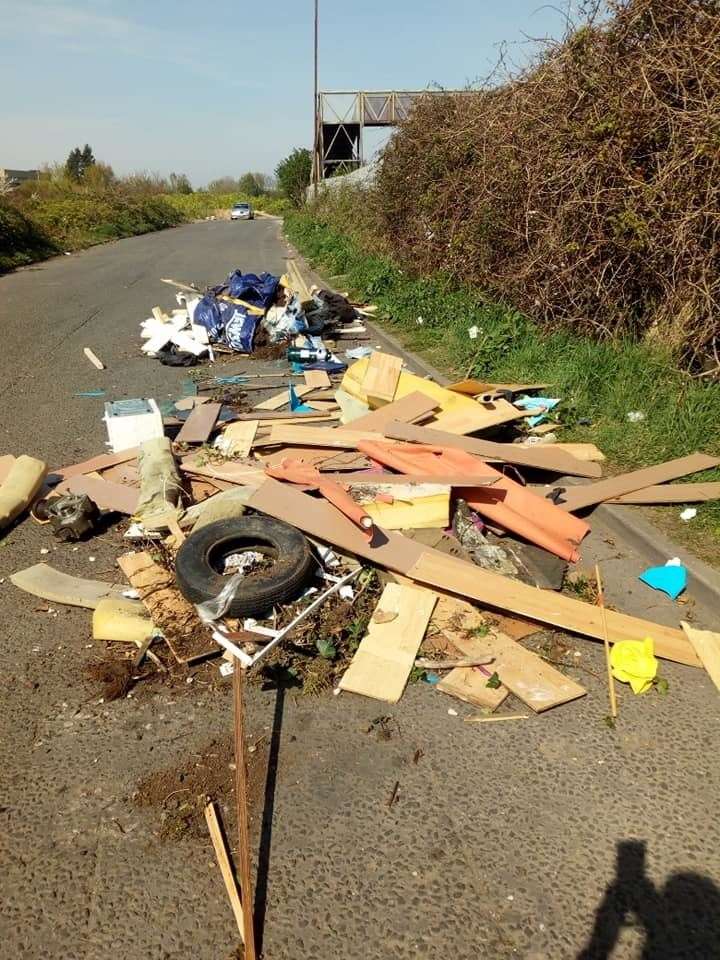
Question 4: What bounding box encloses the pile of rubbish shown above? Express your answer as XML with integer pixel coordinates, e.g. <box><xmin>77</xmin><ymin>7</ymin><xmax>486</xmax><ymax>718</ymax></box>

<box><xmin>3</xmin><ymin>266</ymin><xmax>720</xmax><ymax>721</ymax></box>
<box><xmin>140</xmin><ymin>259</ymin><xmax>362</xmax><ymax>366</ymax></box>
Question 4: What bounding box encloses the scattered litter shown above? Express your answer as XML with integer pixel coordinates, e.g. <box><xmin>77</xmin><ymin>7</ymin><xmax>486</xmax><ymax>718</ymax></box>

<box><xmin>515</xmin><ymin>395</ymin><xmax>560</xmax><ymax>427</ymax></box>
<box><xmin>346</xmin><ymin>346</ymin><xmax>373</xmax><ymax>360</ymax></box>
<box><xmin>680</xmin><ymin>507</ymin><xmax>697</xmax><ymax>521</ymax></box>
<box><xmin>639</xmin><ymin>563</ymin><xmax>687</xmax><ymax>600</ymax></box>
<box><xmin>447</xmin><ymin>708</ymin><xmax>459</xmax><ymax>716</ymax></box>
<box><xmin>83</xmin><ymin>347</ymin><xmax>105</xmax><ymax>370</ymax></box>
<box><xmin>75</xmin><ymin>389</ymin><xmax>106</xmax><ymax>398</ymax></box>
<box><xmin>627</xmin><ymin>410</ymin><xmax>646</xmax><ymax>422</ymax></box>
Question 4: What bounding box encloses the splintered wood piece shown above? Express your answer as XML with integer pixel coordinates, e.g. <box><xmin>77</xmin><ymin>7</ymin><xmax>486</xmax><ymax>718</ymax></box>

<box><xmin>595</xmin><ymin>565</ymin><xmax>617</xmax><ymax>719</ymax></box>
<box><xmin>346</xmin><ymin>391</ymin><xmax>438</xmax><ymax>432</ymax></box>
<box><xmin>220</xmin><ymin>420</ymin><xmax>259</xmax><ymax>458</ymax></box>
<box><xmin>681</xmin><ymin>622</ymin><xmax>720</xmax><ymax>693</ymax></box>
<box><xmin>254</xmin><ymin>385</ymin><xmax>313</xmax><ymax>411</ymax></box>
<box><xmin>362</xmin><ymin>351</ymin><xmax>403</xmax><ymax>403</ymax></box>
<box><xmin>117</xmin><ymin>552</ymin><xmax>215</xmax><ymax>664</ymax></box>
<box><xmin>83</xmin><ymin>347</ymin><xmax>105</xmax><ymax>370</ymax></box>
<box><xmin>204</xmin><ymin>802</ymin><xmax>246</xmax><ymax>942</ymax></box>
<box><xmin>339</xmin><ymin>583</ymin><xmax>437</xmax><ymax>702</ymax></box>
<box><xmin>175</xmin><ymin>402</ymin><xmax>222</xmax><ymax>444</ymax></box>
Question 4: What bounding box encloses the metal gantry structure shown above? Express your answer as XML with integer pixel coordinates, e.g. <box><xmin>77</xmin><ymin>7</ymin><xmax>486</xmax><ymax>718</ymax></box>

<box><xmin>313</xmin><ymin>89</ymin><xmax>447</xmax><ymax>182</ymax></box>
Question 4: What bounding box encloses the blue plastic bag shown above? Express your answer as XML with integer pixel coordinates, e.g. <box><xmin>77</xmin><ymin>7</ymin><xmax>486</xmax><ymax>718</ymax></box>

<box><xmin>223</xmin><ymin>306</ymin><xmax>259</xmax><ymax>353</ymax></box>
<box><xmin>225</xmin><ymin>270</ymin><xmax>279</xmax><ymax>310</ymax></box>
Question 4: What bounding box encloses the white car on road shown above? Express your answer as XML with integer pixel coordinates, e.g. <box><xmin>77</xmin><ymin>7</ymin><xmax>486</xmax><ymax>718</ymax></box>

<box><xmin>230</xmin><ymin>202</ymin><xmax>254</xmax><ymax>221</ymax></box>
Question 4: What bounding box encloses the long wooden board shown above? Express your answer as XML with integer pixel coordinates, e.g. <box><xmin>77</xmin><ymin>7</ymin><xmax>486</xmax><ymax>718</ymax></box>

<box><xmin>246</xmin><ymin>479</ymin><xmax>698</xmax><ymax>666</ymax></box>
<box><xmin>10</xmin><ymin>563</ymin><xmax>127</xmax><ymax>608</ymax></box>
<box><xmin>347</xmin><ymin>391</ymin><xmax>438</xmax><ymax>432</ymax></box>
<box><xmin>681</xmin><ymin>622</ymin><xmax>720</xmax><ymax>692</ymax></box>
<box><xmin>609</xmin><ymin>482</ymin><xmax>720</xmax><ymax>505</ymax></box>
<box><xmin>384</xmin><ymin>422</ymin><xmax>602</xmax><ymax>479</ymax></box>
<box><xmin>255</xmin><ymin>385</ymin><xmax>313</xmax><ymax>412</ymax></box>
<box><xmin>50</xmin><ymin>448</ymin><xmax>139</xmax><ymax>482</ymax></box>
<box><xmin>219</xmin><ymin>420</ymin><xmax>258</xmax><ymax>458</ymax></box>
<box><xmin>553</xmin><ymin>454</ymin><xmax>720</xmax><ymax>512</ymax></box>
<box><xmin>339</xmin><ymin>583</ymin><xmax>437</xmax><ymax>702</ymax></box>
<box><xmin>430</xmin><ymin>399</ymin><xmax>541</xmax><ymax>436</ymax></box>
<box><xmin>362</xmin><ymin>351</ymin><xmax>403</xmax><ymax>403</ymax></box>
<box><xmin>256</xmin><ymin>425</ymin><xmax>379</xmax><ymax>449</ymax></box>
<box><xmin>175</xmin><ymin>402</ymin><xmax>222</xmax><ymax>444</ymax></box>
<box><xmin>322</xmin><ymin>472</ymin><xmax>497</xmax><ymax>486</ymax></box>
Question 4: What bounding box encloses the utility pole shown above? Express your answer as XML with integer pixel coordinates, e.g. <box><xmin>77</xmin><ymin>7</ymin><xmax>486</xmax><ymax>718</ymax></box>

<box><xmin>313</xmin><ymin>0</ymin><xmax>319</xmax><ymax>195</ymax></box>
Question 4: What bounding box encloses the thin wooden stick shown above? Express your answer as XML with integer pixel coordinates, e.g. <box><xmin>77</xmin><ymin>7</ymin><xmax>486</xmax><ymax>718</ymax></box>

<box><xmin>415</xmin><ymin>657</ymin><xmax>495</xmax><ymax>669</ymax></box>
<box><xmin>204</xmin><ymin>802</ymin><xmax>245</xmax><ymax>941</ymax></box>
<box><xmin>464</xmin><ymin>714</ymin><xmax>529</xmax><ymax>723</ymax></box>
<box><xmin>233</xmin><ymin>665</ymin><xmax>257</xmax><ymax>959</ymax></box>
<box><xmin>595</xmin><ymin>564</ymin><xmax>618</xmax><ymax>718</ymax></box>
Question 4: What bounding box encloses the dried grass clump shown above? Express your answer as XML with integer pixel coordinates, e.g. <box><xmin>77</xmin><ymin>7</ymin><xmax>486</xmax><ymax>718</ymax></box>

<box><xmin>373</xmin><ymin>0</ymin><xmax>720</xmax><ymax>369</ymax></box>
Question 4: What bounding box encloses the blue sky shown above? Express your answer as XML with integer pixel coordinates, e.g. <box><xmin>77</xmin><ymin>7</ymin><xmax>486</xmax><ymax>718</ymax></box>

<box><xmin>0</xmin><ymin>1</ymin><xmax>567</xmax><ymax>187</ymax></box>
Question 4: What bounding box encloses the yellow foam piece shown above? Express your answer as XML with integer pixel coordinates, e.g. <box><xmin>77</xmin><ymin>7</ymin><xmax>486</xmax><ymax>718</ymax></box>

<box><xmin>363</xmin><ymin>492</ymin><xmax>450</xmax><ymax>530</ymax></box>
<box><xmin>93</xmin><ymin>596</ymin><xmax>156</xmax><ymax>645</ymax></box>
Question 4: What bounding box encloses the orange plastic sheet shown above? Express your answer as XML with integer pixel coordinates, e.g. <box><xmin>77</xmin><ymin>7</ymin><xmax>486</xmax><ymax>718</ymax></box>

<box><xmin>357</xmin><ymin>441</ymin><xmax>589</xmax><ymax>562</ymax></box>
<box><xmin>265</xmin><ymin>458</ymin><xmax>373</xmax><ymax>535</ymax></box>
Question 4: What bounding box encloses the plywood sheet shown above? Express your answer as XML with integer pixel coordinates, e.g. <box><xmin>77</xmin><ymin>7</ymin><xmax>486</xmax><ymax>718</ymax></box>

<box><xmin>219</xmin><ymin>420</ymin><xmax>258</xmax><ymax>458</ymax></box>
<box><xmin>430</xmin><ymin>398</ymin><xmax>538</xmax><ymax>436</ymax></box>
<box><xmin>447</xmin><ymin>379</ymin><xmax>550</xmax><ymax>397</ymax></box>
<box><xmin>63</xmin><ymin>475</ymin><xmax>140</xmax><ymax>514</ymax></box>
<box><xmin>361</xmin><ymin>351</ymin><xmax>403</xmax><ymax>403</ymax></box>
<box><xmin>519</xmin><ymin>442</ymin><xmax>606</xmax><ymax>462</ymax></box>
<box><xmin>451</xmin><ymin>628</ymin><xmax>586</xmax><ymax>713</ymax></box>
<box><xmin>384</xmin><ymin>422</ymin><xmax>602</xmax><ymax>479</ymax></box>
<box><xmin>257</xmin><ymin>425</ymin><xmax>379</xmax><ymax>449</ymax></box>
<box><xmin>554</xmin><ymin>454</ymin><xmax>720</xmax><ymax>512</ymax></box>
<box><xmin>51</xmin><ymin>449</ymin><xmax>139</xmax><ymax>482</ymax></box>
<box><xmin>339</xmin><ymin>583</ymin><xmax>437</xmax><ymax>702</ymax></box>
<box><xmin>175</xmin><ymin>402</ymin><xmax>222</xmax><ymax>444</ymax></box>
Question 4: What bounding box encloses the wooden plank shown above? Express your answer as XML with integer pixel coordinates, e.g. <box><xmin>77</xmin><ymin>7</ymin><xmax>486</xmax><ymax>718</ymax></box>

<box><xmin>235</xmin><ymin>409</ymin><xmax>337</xmax><ymax>422</ymax></box>
<box><xmin>99</xmin><ymin>463</ymin><xmax>140</xmax><ymax>486</ymax></box>
<box><xmin>431</xmin><ymin>593</ymin><xmax>509</xmax><ymax>710</ymax></box>
<box><xmin>452</xmin><ymin>628</ymin><xmax>586</xmax><ymax>713</ymax></box>
<box><xmin>204</xmin><ymin>803</ymin><xmax>245</xmax><ymax>941</ymax></box>
<box><xmin>681</xmin><ymin>622</ymin><xmax>720</xmax><ymax>692</ymax></box>
<box><xmin>62</xmin><ymin>475</ymin><xmax>140</xmax><ymax>514</ymax></box>
<box><xmin>254</xmin><ymin>385</ymin><xmax>313</xmax><ymax>411</ymax></box>
<box><xmin>304</xmin><ymin>369</ymin><xmax>331</xmax><ymax>388</ymax></box>
<box><xmin>50</xmin><ymin>448</ymin><xmax>139</xmax><ymax>482</ymax></box>
<box><xmin>361</xmin><ymin>351</ymin><xmax>403</xmax><ymax>403</ymax></box>
<box><xmin>117</xmin><ymin>552</ymin><xmax>216</xmax><ymax>664</ymax></box>
<box><xmin>519</xmin><ymin>442</ymin><xmax>606</xmax><ymax>462</ymax></box>
<box><xmin>257</xmin><ymin>425</ymin><xmax>379</xmax><ymax>449</ymax></box>
<box><xmin>384</xmin><ymin>422</ymin><xmax>602</xmax><ymax>479</ymax></box>
<box><xmin>430</xmin><ymin>398</ymin><xmax>540</xmax><ymax>436</ymax></box>
<box><xmin>339</xmin><ymin>582</ymin><xmax>437</xmax><ymax>702</ymax></box>
<box><xmin>553</xmin><ymin>454</ymin><xmax>720</xmax><ymax>512</ymax></box>
<box><xmin>347</xmin><ymin>391</ymin><xmax>438</xmax><ymax>433</ymax></box>
<box><xmin>175</xmin><ymin>402</ymin><xmax>222</xmax><ymax>444</ymax></box>
<box><xmin>246</xmin><ymin>479</ymin><xmax>698</xmax><ymax>665</ymax></box>
<box><xmin>218</xmin><ymin>420</ymin><xmax>258</xmax><ymax>458</ymax></box>
<box><xmin>322</xmin><ymin>472</ymin><xmax>496</xmax><ymax>486</ymax></box>
<box><xmin>609</xmin><ymin>482</ymin><xmax>720</xmax><ymax>505</ymax></box>
<box><xmin>83</xmin><ymin>347</ymin><xmax>105</xmax><ymax>370</ymax></box>
<box><xmin>447</xmin><ymin>379</ymin><xmax>550</xmax><ymax>397</ymax></box>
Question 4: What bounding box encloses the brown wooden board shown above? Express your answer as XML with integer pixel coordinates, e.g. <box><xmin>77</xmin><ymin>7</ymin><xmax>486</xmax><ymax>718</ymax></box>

<box><xmin>255</xmin><ymin>425</ymin><xmax>379</xmax><ymax>449</ymax></box>
<box><xmin>50</xmin><ymin>448</ymin><xmax>139</xmax><ymax>483</ymax></box>
<box><xmin>346</xmin><ymin>391</ymin><xmax>438</xmax><ymax>432</ymax></box>
<box><xmin>384</xmin><ymin>422</ymin><xmax>602</xmax><ymax>479</ymax></box>
<box><xmin>447</xmin><ymin>379</ymin><xmax>550</xmax><ymax>397</ymax></box>
<box><xmin>430</xmin><ymin>399</ymin><xmax>540</xmax><ymax>436</ymax></box>
<box><xmin>304</xmin><ymin>369</ymin><xmax>331</xmax><ymax>388</ymax></box>
<box><xmin>609</xmin><ymin>482</ymin><xmax>720</xmax><ymax>504</ymax></box>
<box><xmin>61</xmin><ymin>475</ymin><xmax>140</xmax><ymax>514</ymax></box>
<box><xmin>254</xmin><ymin>385</ymin><xmax>313</xmax><ymax>411</ymax></box>
<box><xmin>681</xmin><ymin>621</ymin><xmax>720</xmax><ymax>692</ymax></box>
<box><xmin>246</xmin><ymin>479</ymin><xmax>698</xmax><ymax>665</ymax></box>
<box><xmin>175</xmin><ymin>402</ymin><xmax>222</xmax><ymax>444</ymax></box>
<box><xmin>553</xmin><ymin>454</ymin><xmax>720</xmax><ymax>512</ymax></box>
<box><xmin>321</xmin><ymin>472</ymin><xmax>496</xmax><ymax>486</ymax></box>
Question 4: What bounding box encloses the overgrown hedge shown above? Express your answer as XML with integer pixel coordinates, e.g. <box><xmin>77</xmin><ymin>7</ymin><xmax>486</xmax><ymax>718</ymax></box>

<box><xmin>329</xmin><ymin>0</ymin><xmax>720</xmax><ymax>368</ymax></box>
<box><xmin>0</xmin><ymin>201</ymin><xmax>59</xmax><ymax>271</ymax></box>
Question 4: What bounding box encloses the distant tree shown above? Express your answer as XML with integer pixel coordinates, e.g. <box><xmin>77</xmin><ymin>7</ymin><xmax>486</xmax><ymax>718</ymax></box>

<box><xmin>207</xmin><ymin>176</ymin><xmax>239</xmax><ymax>194</ymax></box>
<box><xmin>237</xmin><ymin>172</ymin><xmax>262</xmax><ymax>197</ymax></box>
<box><xmin>65</xmin><ymin>144</ymin><xmax>96</xmax><ymax>181</ymax></box>
<box><xmin>275</xmin><ymin>148</ymin><xmax>312</xmax><ymax>207</ymax></box>
<box><xmin>168</xmin><ymin>172</ymin><xmax>193</xmax><ymax>194</ymax></box>
<box><xmin>84</xmin><ymin>162</ymin><xmax>116</xmax><ymax>190</ymax></box>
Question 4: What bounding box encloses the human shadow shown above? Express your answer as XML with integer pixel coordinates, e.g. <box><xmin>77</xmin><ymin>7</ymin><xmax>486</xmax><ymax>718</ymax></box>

<box><xmin>578</xmin><ymin>839</ymin><xmax>720</xmax><ymax>959</ymax></box>
<box><xmin>253</xmin><ymin>682</ymin><xmax>285</xmax><ymax>955</ymax></box>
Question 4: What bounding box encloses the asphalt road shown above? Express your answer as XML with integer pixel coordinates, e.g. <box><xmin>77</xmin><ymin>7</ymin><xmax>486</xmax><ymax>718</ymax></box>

<box><xmin>1</xmin><ymin>221</ymin><xmax>719</xmax><ymax>960</ymax></box>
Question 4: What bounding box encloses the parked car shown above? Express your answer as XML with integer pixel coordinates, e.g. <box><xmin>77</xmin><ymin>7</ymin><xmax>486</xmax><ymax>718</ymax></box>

<box><xmin>230</xmin><ymin>202</ymin><xmax>254</xmax><ymax>221</ymax></box>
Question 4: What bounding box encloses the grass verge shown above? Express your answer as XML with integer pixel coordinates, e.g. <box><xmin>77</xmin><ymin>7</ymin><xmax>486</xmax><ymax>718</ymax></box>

<box><xmin>285</xmin><ymin>210</ymin><xmax>720</xmax><ymax>563</ymax></box>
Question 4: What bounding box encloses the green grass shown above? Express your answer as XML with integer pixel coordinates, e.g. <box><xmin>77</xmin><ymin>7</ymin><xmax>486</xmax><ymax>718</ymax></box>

<box><xmin>285</xmin><ymin>210</ymin><xmax>720</xmax><ymax>557</ymax></box>
<box><xmin>0</xmin><ymin>201</ymin><xmax>59</xmax><ymax>270</ymax></box>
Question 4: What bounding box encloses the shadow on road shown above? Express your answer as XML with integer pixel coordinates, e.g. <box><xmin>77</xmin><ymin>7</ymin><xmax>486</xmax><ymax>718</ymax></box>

<box><xmin>578</xmin><ymin>839</ymin><xmax>720</xmax><ymax>959</ymax></box>
<box><xmin>253</xmin><ymin>683</ymin><xmax>286</xmax><ymax>955</ymax></box>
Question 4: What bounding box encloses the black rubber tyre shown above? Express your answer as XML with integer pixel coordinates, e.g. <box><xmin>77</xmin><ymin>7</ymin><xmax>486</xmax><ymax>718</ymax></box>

<box><xmin>175</xmin><ymin>517</ymin><xmax>315</xmax><ymax>617</ymax></box>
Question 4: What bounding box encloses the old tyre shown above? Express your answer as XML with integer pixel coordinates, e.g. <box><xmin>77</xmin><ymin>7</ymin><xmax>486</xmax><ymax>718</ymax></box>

<box><xmin>175</xmin><ymin>516</ymin><xmax>315</xmax><ymax>617</ymax></box>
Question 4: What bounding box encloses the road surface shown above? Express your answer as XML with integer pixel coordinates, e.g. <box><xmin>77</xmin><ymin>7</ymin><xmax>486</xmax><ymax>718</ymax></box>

<box><xmin>1</xmin><ymin>221</ymin><xmax>719</xmax><ymax>960</ymax></box>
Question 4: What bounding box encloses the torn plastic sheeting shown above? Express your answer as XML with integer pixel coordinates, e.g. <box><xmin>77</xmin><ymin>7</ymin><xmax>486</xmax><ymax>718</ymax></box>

<box><xmin>639</xmin><ymin>564</ymin><xmax>687</xmax><ymax>600</ymax></box>
<box><xmin>356</xmin><ymin>440</ymin><xmax>589</xmax><ymax>563</ymax></box>
<box><xmin>515</xmin><ymin>395</ymin><xmax>560</xmax><ymax>427</ymax></box>
<box><xmin>289</xmin><ymin>383</ymin><xmax>316</xmax><ymax>414</ymax></box>
<box><xmin>610</xmin><ymin>638</ymin><xmax>658</xmax><ymax>693</ymax></box>
<box><xmin>134</xmin><ymin>437</ymin><xmax>183</xmax><ymax>529</ymax></box>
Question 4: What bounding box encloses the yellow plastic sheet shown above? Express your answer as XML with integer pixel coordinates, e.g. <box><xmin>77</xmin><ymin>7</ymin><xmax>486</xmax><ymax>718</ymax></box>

<box><xmin>610</xmin><ymin>637</ymin><xmax>658</xmax><ymax>694</ymax></box>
